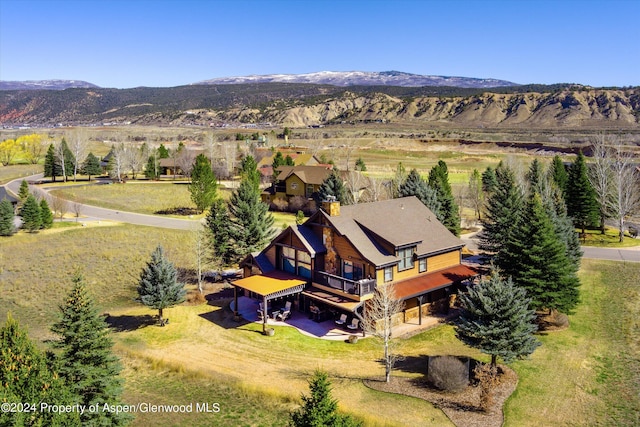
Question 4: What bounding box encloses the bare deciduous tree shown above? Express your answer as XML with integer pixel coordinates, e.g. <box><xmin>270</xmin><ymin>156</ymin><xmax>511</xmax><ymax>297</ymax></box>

<box><xmin>109</xmin><ymin>143</ymin><xmax>127</xmax><ymax>183</ymax></box>
<box><xmin>360</xmin><ymin>176</ymin><xmax>390</xmax><ymax>203</ymax></box>
<box><xmin>193</xmin><ymin>225</ymin><xmax>209</xmax><ymax>294</ymax></box>
<box><xmin>51</xmin><ymin>196</ymin><xmax>69</xmax><ymax>220</ymax></box>
<box><xmin>72</xmin><ymin>202</ymin><xmax>83</xmax><ymax>222</ymax></box>
<box><xmin>176</xmin><ymin>149</ymin><xmax>197</xmax><ymax>178</ymax></box>
<box><xmin>126</xmin><ymin>144</ymin><xmax>145</xmax><ymax>180</ymax></box>
<box><xmin>589</xmin><ymin>136</ymin><xmax>640</xmax><ymax>242</ymax></box>
<box><xmin>67</xmin><ymin>128</ymin><xmax>89</xmax><ymax>181</ymax></box>
<box><xmin>362</xmin><ymin>283</ymin><xmax>405</xmax><ymax>383</ymax></box>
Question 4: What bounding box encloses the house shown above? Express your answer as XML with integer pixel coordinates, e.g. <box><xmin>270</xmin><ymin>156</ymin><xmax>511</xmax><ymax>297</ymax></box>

<box><xmin>262</xmin><ymin>165</ymin><xmax>333</xmax><ymax>204</ymax></box>
<box><xmin>0</xmin><ymin>186</ymin><xmax>18</xmax><ymax>210</ymax></box>
<box><xmin>232</xmin><ymin>196</ymin><xmax>480</xmax><ymax>333</ymax></box>
<box><xmin>257</xmin><ymin>151</ymin><xmax>321</xmax><ymax>179</ymax></box>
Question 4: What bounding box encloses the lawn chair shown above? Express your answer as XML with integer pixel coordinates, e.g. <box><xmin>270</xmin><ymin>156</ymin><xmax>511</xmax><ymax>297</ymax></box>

<box><xmin>335</xmin><ymin>314</ymin><xmax>347</xmax><ymax>326</ymax></box>
<box><xmin>346</xmin><ymin>318</ymin><xmax>359</xmax><ymax>330</ymax></box>
<box><xmin>277</xmin><ymin>301</ymin><xmax>292</xmax><ymax>321</ymax></box>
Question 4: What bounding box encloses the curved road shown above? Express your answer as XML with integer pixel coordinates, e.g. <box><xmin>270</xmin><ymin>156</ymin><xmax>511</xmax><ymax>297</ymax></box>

<box><xmin>6</xmin><ymin>174</ymin><xmax>198</xmax><ymax>231</ymax></box>
<box><xmin>5</xmin><ymin>175</ymin><xmax>640</xmax><ymax>261</ymax></box>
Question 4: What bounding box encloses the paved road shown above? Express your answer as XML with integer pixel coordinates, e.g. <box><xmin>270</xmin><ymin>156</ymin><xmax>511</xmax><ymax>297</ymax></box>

<box><xmin>5</xmin><ymin>175</ymin><xmax>640</xmax><ymax>261</ymax></box>
<box><xmin>6</xmin><ymin>174</ymin><xmax>198</xmax><ymax>231</ymax></box>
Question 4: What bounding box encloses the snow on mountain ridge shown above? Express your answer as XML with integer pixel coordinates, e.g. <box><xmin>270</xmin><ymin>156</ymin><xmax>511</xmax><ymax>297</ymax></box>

<box><xmin>193</xmin><ymin>71</ymin><xmax>518</xmax><ymax>88</ymax></box>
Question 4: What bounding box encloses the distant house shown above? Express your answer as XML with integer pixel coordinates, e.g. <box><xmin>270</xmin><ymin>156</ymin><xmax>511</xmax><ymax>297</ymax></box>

<box><xmin>262</xmin><ymin>165</ymin><xmax>333</xmax><ymax>204</ymax></box>
<box><xmin>0</xmin><ymin>186</ymin><xmax>18</xmax><ymax>209</ymax></box>
<box><xmin>233</xmin><ymin>196</ymin><xmax>480</xmax><ymax>333</ymax></box>
<box><xmin>257</xmin><ymin>151</ymin><xmax>321</xmax><ymax>179</ymax></box>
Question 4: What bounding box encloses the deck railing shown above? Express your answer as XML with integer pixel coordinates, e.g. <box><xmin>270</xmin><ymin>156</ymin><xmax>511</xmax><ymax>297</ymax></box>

<box><xmin>313</xmin><ymin>271</ymin><xmax>376</xmax><ymax>297</ymax></box>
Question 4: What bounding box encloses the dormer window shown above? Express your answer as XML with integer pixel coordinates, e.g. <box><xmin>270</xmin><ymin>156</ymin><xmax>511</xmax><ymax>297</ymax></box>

<box><xmin>397</xmin><ymin>247</ymin><xmax>415</xmax><ymax>271</ymax></box>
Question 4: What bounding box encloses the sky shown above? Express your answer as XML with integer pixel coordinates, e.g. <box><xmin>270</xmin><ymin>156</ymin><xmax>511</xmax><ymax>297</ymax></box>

<box><xmin>1</xmin><ymin>0</ymin><xmax>639</xmax><ymax>89</ymax></box>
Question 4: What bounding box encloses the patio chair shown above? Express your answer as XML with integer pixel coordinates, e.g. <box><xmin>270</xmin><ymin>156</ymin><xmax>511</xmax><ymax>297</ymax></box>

<box><xmin>346</xmin><ymin>318</ymin><xmax>360</xmax><ymax>330</ymax></box>
<box><xmin>335</xmin><ymin>314</ymin><xmax>347</xmax><ymax>325</ymax></box>
<box><xmin>277</xmin><ymin>301</ymin><xmax>292</xmax><ymax>321</ymax></box>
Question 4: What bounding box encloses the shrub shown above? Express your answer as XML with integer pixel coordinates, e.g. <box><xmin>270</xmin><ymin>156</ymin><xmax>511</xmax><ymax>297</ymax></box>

<box><xmin>288</xmin><ymin>196</ymin><xmax>308</xmax><ymax>213</ymax></box>
<box><xmin>271</xmin><ymin>198</ymin><xmax>288</xmax><ymax>212</ymax></box>
<box><xmin>427</xmin><ymin>356</ymin><xmax>469</xmax><ymax>392</ymax></box>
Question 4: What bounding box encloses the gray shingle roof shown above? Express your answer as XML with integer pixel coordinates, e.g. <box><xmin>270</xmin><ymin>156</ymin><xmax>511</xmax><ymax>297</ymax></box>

<box><xmin>324</xmin><ymin>196</ymin><xmax>463</xmax><ymax>266</ymax></box>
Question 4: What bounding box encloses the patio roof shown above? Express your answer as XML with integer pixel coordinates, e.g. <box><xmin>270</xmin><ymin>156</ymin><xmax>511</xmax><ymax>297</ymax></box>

<box><xmin>302</xmin><ymin>287</ymin><xmax>363</xmax><ymax>312</ymax></box>
<box><xmin>393</xmin><ymin>264</ymin><xmax>481</xmax><ymax>300</ymax></box>
<box><xmin>232</xmin><ymin>271</ymin><xmax>306</xmax><ymax>299</ymax></box>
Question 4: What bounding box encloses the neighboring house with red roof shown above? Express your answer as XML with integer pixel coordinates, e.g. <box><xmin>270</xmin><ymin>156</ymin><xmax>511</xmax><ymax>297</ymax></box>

<box><xmin>233</xmin><ymin>196</ymin><xmax>480</xmax><ymax>332</ymax></box>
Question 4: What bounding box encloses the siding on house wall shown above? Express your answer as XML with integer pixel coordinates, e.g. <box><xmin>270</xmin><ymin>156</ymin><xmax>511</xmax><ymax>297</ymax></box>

<box><xmin>428</xmin><ymin>250</ymin><xmax>460</xmax><ymax>272</ymax></box>
<box><xmin>286</xmin><ymin>175</ymin><xmax>305</xmax><ymax>197</ymax></box>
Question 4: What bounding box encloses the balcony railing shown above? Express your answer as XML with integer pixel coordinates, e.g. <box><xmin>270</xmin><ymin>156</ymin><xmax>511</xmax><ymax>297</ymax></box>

<box><xmin>313</xmin><ymin>271</ymin><xmax>376</xmax><ymax>297</ymax></box>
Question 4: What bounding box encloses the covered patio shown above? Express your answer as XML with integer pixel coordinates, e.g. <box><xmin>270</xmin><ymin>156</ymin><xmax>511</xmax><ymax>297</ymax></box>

<box><xmin>231</xmin><ymin>271</ymin><xmax>306</xmax><ymax>333</ymax></box>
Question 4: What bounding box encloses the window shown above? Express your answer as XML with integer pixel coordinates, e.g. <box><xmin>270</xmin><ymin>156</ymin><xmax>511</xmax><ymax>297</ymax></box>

<box><xmin>342</xmin><ymin>260</ymin><xmax>363</xmax><ymax>281</ymax></box>
<box><xmin>419</xmin><ymin>258</ymin><xmax>427</xmax><ymax>273</ymax></box>
<box><xmin>281</xmin><ymin>246</ymin><xmax>296</xmax><ymax>274</ymax></box>
<box><xmin>297</xmin><ymin>251</ymin><xmax>311</xmax><ymax>279</ymax></box>
<box><xmin>384</xmin><ymin>267</ymin><xmax>393</xmax><ymax>282</ymax></box>
<box><xmin>397</xmin><ymin>247</ymin><xmax>415</xmax><ymax>271</ymax></box>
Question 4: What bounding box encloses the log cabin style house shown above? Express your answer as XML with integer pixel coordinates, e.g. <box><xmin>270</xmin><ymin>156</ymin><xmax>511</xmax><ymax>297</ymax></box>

<box><xmin>233</xmin><ymin>196</ymin><xmax>479</xmax><ymax>333</ymax></box>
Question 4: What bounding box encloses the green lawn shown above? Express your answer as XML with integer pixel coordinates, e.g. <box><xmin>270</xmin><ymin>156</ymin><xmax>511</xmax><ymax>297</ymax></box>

<box><xmin>1</xmin><ymin>223</ymin><xmax>638</xmax><ymax>426</ymax></box>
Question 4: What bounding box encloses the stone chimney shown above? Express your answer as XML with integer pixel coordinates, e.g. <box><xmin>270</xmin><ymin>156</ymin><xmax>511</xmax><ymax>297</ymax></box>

<box><xmin>321</xmin><ymin>196</ymin><xmax>340</xmax><ymax>216</ymax></box>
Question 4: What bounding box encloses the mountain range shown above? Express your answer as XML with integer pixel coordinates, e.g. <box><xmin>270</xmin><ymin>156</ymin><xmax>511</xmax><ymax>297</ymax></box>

<box><xmin>0</xmin><ymin>71</ymin><xmax>517</xmax><ymax>90</ymax></box>
<box><xmin>0</xmin><ymin>72</ymin><xmax>638</xmax><ymax>129</ymax></box>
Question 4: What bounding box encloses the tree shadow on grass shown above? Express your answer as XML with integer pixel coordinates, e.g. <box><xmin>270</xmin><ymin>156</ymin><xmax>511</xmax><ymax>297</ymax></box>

<box><xmin>105</xmin><ymin>314</ymin><xmax>157</xmax><ymax>332</ymax></box>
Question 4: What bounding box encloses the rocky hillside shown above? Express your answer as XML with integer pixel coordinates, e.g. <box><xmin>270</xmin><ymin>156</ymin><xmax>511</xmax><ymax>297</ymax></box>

<box><xmin>0</xmin><ymin>84</ymin><xmax>638</xmax><ymax>129</ymax></box>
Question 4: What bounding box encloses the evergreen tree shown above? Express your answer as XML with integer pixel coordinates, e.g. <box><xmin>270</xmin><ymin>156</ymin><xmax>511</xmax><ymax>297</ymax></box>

<box><xmin>0</xmin><ymin>314</ymin><xmax>80</xmax><ymax>426</ymax></box>
<box><xmin>51</xmin><ymin>274</ymin><xmax>131</xmax><ymax>426</ymax></box>
<box><xmin>44</xmin><ymin>143</ymin><xmax>61</xmax><ymax>182</ymax></box>
<box><xmin>189</xmin><ymin>153</ymin><xmax>218</xmax><ymax>213</ymax></box>
<box><xmin>548</xmin><ymin>187</ymin><xmax>582</xmax><ymax>270</ymax></box>
<box><xmin>228</xmin><ymin>176</ymin><xmax>275</xmax><ymax>262</ymax></box>
<box><xmin>18</xmin><ymin>179</ymin><xmax>30</xmax><ymax>201</ymax></box>
<box><xmin>454</xmin><ymin>274</ymin><xmax>540</xmax><ymax>368</ymax></box>
<box><xmin>315</xmin><ymin>171</ymin><xmax>348</xmax><ymax>205</ymax></box>
<box><xmin>354</xmin><ymin>157</ymin><xmax>367</xmax><ymax>171</ymax></box>
<box><xmin>21</xmin><ymin>194</ymin><xmax>42</xmax><ymax>232</ymax></box>
<box><xmin>58</xmin><ymin>138</ymin><xmax>76</xmax><ymax>182</ymax></box>
<box><xmin>290</xmin><ymin>370</ymin><xmax>362</xmax><ymax>427</ymax></box>
<box><xmin>526</xmin><ymin>158</ymin><xmax>547</xmax><ymax>197</ymax></box>
<box><xmin>550</xmin><ymin>155</ymin><xmax>568</xmax><ymax>195</ymax></box>
<box><xmin>145</xmin><ymin>155</ymin><xmax>160</xmax><ymax>179</ymax></box>
<box><xmin>82</xmin><ymin>152</ymin><xmax>102</xmax><ymax>181</ymax></box>
<box><xmin>428</xmin><ymin>160</ymin><xmax>460</xmax><ymax>236</ymax></box>
<box><xmin>284</xmin><ymin>154</ymin><xmax>295</xmax><ymax>166</ymax></box>
<box><xmin>137</xmin><ymin>245</ymin><xmax>186</xmax><ymax>325</ymax></box>
<box><xmin>40</xmin><ymin>198</ymin><xmax>54</xmax><ymax>229</ymax></box>
<box><xmin>479</xmin><ymin>163</ymin><xmax>524</xmax><ymax>256</ymax></box>
<box><xmin>398</xmin><ymin>169</ymin><xmax>442</xmax><ymax>220</ymax></box>
<box><xmin>503</xmin><ymin>193</ymin><xmax>581</xmax><ymax>314</ymax></box>
<box><xmin>239</xmin><ymin>155</ymin><xmax>260</xmax><ymax>189</ymax></box>
<box><xmin>206</xmin><ymin>198</ymin><xmax>234</xmax><ymax>266</ymax></box>
<box><xmin>566</xmin><ymin>152</ymin><xmax>599</xmax><ymax>234</ymax></box>
<box><xmin>481</xmin><ymin>166</ymin><xmax>498</xmax><ymax>193</ymax></box>
<box><xmin>272</xmin><ymin>151</ymin><xmax>285</xmax><ymax>180</ymax></box>
<box><xmin>157</xmin><ymin>144</ymin><xmax>169</xmax><ymax>159</ymax></box>
<box><xmin>0</xmin><ymin>199</ymin><xmax>15</xmax><ymax>236</ymax></box>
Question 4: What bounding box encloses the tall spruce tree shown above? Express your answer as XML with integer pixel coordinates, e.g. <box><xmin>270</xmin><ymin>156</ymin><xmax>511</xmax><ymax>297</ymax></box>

<box><xmin>398</xmin><ymin>169</ymin><xmax>442</xmax><ymax>220</ymax></box>
<box><xmin>566</xmin><ymin>152</ymin><xmax>599</xmax><ymax>234</ymax></box>
<box><xmin>51</xmin><ymin>274</ymin><xmax>131</xmax><ymax>426</ymax></box>
<box><xmin>57</xmin><ymin>138</ymin><xmax>76</xmax><ymax>182</ymax></box>
<box><xmin>550</xmin><ymin>155</ymin><xmax>569</xmax><ymax>195</ymax></box>
<box><xmin>206</xmin><ymin>197</ymin><xmax>234</xmax><ymax>266</ymax></box>
<box><xmin>82</xmin><ymin>152</ymin><xmax>102</xmax><ymax>181</ymax></box>
<box><xmin>39</xmin><ymin>198</ymin><xmax>54</xmax><ymax>229</ymax></box>
<box><xmin>481</xmin><ymin>166</ymin><xmax>498</xmax><ymax>193</ymax></box>
<box><xmin>479</xmin><ymin>163</ymin><xmax>524</xmax><ymax>257</ymax></box>
<box><xmin>44</xmin><ymin>143</ymin><xmax>60</xmax><ymax>182</ymax></box>
<box><xmin>239</xmin><ymin>155</ymin><xmax>261</xmax><ymax>189</ymax></box>
<box><xmin>290</xmin><ymin>370</ymin><xmax>361</xmax><ymax>427</ymax></box>
<box><xmin>271</xmin><ymin>151</ymin><xmax>285</xmax><ymax>180</ymax></box>
<box><xmin>21</xmin><ymin>194</ymin><xmax>42</xmax><ymax>232</ymax></box>
<box><xmin>145</xmin><ymin>154</ymin><xmax>160</xmax><ymax>179</ymax></box>
<box><xmin>0</xmin><ymin>199</ymin><xmax>16</xmax><ymax>236</ymax></box>
<box><xmin>315</xmin><ymin>171</ymin><xmax>349</xmax><ymax>205</ymax></box>
<box><xmin>228</xmin><ymin>176</ymin><xmax>275</xmax><ymax>262</ymax></box>
<box><xmin>1</xmin><ymin>314</ymin><xmax>80</xmax><ymax>426</ymax></box>
<box><xmin>189</xmin><ymin>153</ymin><xmax>218</xmax><ymax>213</ymax></box>
<box><xmin>137</xmin><ymin>245</ymin><xmax>186</xmax><ymax>325</ymax></box>
<box><xmin>454</xmin><ymin>274</ymin><xmax>540</xmax><ymax>368</ymax></box>
<box><xmin>428</xmin><ymin>160</ymin><xmax>460</xmax><ymax>236</ymax></box>
<box><xmin>18</xmin><ymin>179</ymin><xmax>30</xmax><ymax>201</ymax></box>
<box><xmin>503</xmin><ymin>193</ymin><xmax>580</xmax><ymax>314</ymax></box>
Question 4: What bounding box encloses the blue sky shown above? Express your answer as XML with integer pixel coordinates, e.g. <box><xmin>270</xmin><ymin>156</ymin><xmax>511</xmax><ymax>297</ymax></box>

<box><xmin>1</xmin><ymin>0</ymin><xmax>638</xmax><ymax>88</ymax></box>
